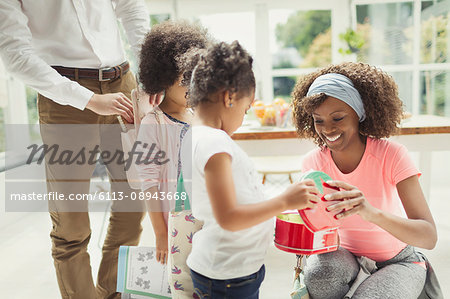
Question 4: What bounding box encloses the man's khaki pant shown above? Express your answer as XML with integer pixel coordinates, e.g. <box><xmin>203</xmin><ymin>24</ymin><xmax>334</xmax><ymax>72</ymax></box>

<box><xmin>38</xmin><ymin>71</ymin><xmax>145</xmax><ymax>299</ymax></box>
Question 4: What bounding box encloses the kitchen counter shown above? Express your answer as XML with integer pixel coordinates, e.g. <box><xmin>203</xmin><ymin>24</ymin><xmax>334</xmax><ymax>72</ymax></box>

<box><xmin>233</xmin><ymin>114</ymin><xmax>450</xmax><ymax>140</ymax></box>
<box><xmin>232</xmin><ymin>114</ymin><xmax>450</xmax><ymax>200</ymax></box>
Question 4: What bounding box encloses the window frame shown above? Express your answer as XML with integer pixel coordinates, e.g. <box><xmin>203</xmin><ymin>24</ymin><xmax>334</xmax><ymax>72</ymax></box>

<box><xmin>351</xmin><ymin>0</ymin><xmax>450</xmax><ymax>115</ymax></box>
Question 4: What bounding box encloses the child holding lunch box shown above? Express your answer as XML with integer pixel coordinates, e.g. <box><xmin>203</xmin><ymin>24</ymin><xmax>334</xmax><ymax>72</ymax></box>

<box><xmin>180</xmin><ymin>41</ymin><xmax>320</xmax><ymax>298</ymax></box>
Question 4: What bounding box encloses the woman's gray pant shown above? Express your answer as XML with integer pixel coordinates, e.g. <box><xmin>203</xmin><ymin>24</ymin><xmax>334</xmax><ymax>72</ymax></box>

<box><xmin>304</xmin><ymin>246</ymin><xmax>426</xmax><ymax>299</ymax></box>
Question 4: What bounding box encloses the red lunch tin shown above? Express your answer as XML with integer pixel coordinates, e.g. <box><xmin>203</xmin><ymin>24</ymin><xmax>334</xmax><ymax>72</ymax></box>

<box><xmin>274</xmin><ymin>170</ymin><xmax>341</xmax><ymax>255</ymax></box>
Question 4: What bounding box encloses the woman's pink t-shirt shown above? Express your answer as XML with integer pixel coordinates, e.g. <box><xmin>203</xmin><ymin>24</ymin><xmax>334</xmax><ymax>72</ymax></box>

<box><xmin>302</xmin><ymin>137</ymin><xmax>420</xmax><ymax>262</ymax></box>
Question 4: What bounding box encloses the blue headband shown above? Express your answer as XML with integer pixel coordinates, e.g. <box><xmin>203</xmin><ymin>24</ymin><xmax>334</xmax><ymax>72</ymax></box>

<box><xmin>306</xmin><ymin>73</ymin><xmax>366</xmax><ymax>122</ymax></box>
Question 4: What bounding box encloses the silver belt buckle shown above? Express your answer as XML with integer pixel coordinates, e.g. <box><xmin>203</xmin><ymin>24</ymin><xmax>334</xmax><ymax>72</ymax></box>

<box><xmin>98</xmin><ymin>67</ymin><xmax>111</xmax><ymax>81</ymax></box>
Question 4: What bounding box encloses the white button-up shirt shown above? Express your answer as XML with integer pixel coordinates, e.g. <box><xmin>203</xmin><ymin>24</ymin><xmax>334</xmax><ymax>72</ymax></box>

<box><xmin>0</xmin><ymin>0</ymin><xmax>150</xmax><ymax>110</ymax></box>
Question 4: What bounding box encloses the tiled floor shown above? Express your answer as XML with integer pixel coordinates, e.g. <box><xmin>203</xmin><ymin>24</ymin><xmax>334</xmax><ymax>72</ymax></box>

<box><xmin>1</xmin><ymin>151</ymin><xmax>449</xmax><ymax>298</ymax></box>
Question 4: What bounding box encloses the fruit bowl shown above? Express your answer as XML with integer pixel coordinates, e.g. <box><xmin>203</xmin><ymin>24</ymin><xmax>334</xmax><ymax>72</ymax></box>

<box><xmin>252</xmin><ymin>98</ymin><xmax>292</xmax><ymax>127</ymax></box>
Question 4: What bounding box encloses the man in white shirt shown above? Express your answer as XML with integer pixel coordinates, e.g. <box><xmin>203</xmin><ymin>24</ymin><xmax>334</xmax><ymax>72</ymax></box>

<box><xmin>0</xmin><ymin>1</ymin><xmax>151</xmax><ymax>298</ymax></box>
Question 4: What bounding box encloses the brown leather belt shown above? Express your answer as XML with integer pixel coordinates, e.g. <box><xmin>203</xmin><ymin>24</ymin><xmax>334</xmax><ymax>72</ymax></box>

<box><xmin>52</xmin><ymin>61</ymin><xmax>130</xmax><ymax>81</ymax></box>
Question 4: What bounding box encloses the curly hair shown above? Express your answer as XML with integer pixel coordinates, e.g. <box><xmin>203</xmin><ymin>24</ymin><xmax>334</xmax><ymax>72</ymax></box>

<box><xmin>292</xmin><ymin>62</ymin><xmax>403</xmax><ymax>146</ymax></box>
<box><xmin>178</xmin><ymin>41</ymin><xmax>255</xmax><ymax>107</ymax></box>
<box><xmin>138</xmin><ymin>20</ymin><xmax>210</xmax><ymax>94</ymax></box>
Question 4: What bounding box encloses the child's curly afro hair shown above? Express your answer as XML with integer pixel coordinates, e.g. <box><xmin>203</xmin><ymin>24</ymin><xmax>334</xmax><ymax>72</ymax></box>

<box><xmin>178</xmin><ymin>40</ymin><xmax>255</xmax><ymax>107</ymax></box>
<box><xmin>138</xmin><ymin>20</ymin><xmax>210</xmax><ymax>94</ymax></box>
<box><xmin>292</xmin><ymin>62</ymin><xmax>403</xmax><ymax>146</ymax></box>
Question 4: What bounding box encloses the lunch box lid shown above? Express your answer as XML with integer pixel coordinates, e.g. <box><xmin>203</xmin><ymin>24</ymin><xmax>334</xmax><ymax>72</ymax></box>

<box><xmin>298</xmin><ymin>170</ymin><xmax>341</xmax><ymax>231</ymax></box>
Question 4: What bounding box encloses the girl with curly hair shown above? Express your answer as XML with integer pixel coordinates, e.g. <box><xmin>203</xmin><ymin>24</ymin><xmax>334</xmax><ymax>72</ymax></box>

<box><xmin>135</xmin><ymin>20</ymin><xmax>211</xmax><ymax>298</ymax></box>
<box><xmin>180</xmin><ymin>41</ymin><xmax>320</xmax><ymax>298</ymax></box>
<box><xmin>292</xmin><ymin>62</ymin><xmax>438</xmax><ymax>298</ymax></box>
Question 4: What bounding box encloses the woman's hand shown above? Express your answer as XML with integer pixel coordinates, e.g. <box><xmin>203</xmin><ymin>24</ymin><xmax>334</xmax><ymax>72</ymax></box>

<box><xmin>324</xmin><ymin>176</ymin><xmax>436</xmax><ymax>249</ymax></box>
<box><xmin>324</xmin><ymin>180</ymin><xmax>379</xmax><ymax>222</ymax></box>
<box><xmin>155</xmin><ymin>232</ymin><xmax>168</xmax><ymax>264</ymax></box>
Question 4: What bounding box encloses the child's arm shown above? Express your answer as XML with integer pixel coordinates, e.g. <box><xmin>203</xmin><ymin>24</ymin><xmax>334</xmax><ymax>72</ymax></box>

<box><xmin>145</xmin><ymin>186</ymin><xmax>168</xmax><ymax>264</ymax></box>
<box><xmin>205</xmin><ymin>153</ymin><xmax>319</xmax><ymax>232</ymax></box>
<box><xmin>324</xmin><ymin>176</ymin><xmax>437</xmax><ymax>249</ymax></box>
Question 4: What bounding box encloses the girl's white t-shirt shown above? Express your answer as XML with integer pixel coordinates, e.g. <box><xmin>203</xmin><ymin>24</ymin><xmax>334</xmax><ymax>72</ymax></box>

<box><xmin>181</xmin><ymin>125</ymin><xmax>273</xmax><ymax>279</ymax></box>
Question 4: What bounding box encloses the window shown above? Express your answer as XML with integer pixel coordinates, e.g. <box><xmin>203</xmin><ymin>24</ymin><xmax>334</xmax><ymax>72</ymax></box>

<box><xmin>0</xmin><ymin>60</ymin><xmax>7</xmax><ymax>152</ymax></box>
<box><xmin>0</xmin><ymin>108</ymin><xmax>5</xmax><ymax>152</ymax></box>
<box><xmin>355</xmin><ymin>2</ymin><xmax>414</xmax><ymax>65</ymax></box>
<box><xmin>420</xmin><ymin>70</ymin><xmax>450</xmax><ymax>115</ymax></box>
<box><xmin>2</xmin><ymin>0</ymin><xmax>449</xmax><ymax>155</ymax></box>
<box><xmin>271</xmin><ymin>9</ymin><xmax>332</xmax><ymax>69</ymax></box>
<box><xmin>389</xmin><ymin>71</ymin><xmax>414</xmax><ymax>112</ymax></box>
<box><xmin>353</xmin><ymin>0</ymin><xmax>450</xmax><ymax>116</ymax></box>
<box><xmin>270</xmin><ymin>9</ymin><xmax>332</xmax><ymax>101</ymax></box>
<box><xmin>198</xmin><ymin>12</ymin><xmax>256</xmax><ymax>55</ymax></box>
<box><xmin>421</xmin><ymin>0</ymin><xmax>448</xmax><ymax>64</ymax></box>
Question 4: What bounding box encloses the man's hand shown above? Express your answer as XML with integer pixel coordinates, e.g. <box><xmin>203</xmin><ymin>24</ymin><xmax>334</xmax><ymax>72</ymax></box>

<box><xmin>86</xmin><ymin>93</ymin><xmax>134</xmax><ymax>123</ymax></box>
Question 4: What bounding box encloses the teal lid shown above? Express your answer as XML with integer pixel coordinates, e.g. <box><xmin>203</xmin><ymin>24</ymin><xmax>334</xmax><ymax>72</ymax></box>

<box><xmin>298</xmin><ymin>170</ymin><xmax>341</xmax><ymax>231</ymax></box>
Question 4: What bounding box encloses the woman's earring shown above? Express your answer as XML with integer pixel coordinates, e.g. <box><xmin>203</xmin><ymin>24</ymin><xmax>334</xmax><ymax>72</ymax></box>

<box><xmin>229</xmin><ymin>103</ymin><xmax>233</xmax><ymax>107</ymax></box>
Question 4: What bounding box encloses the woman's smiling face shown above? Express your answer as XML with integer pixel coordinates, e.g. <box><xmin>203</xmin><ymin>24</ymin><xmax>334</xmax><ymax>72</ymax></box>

<box><xmin>312</xmin><ymin>96</ymin><xmax>361</xmax><ymax>152</ymax></box>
